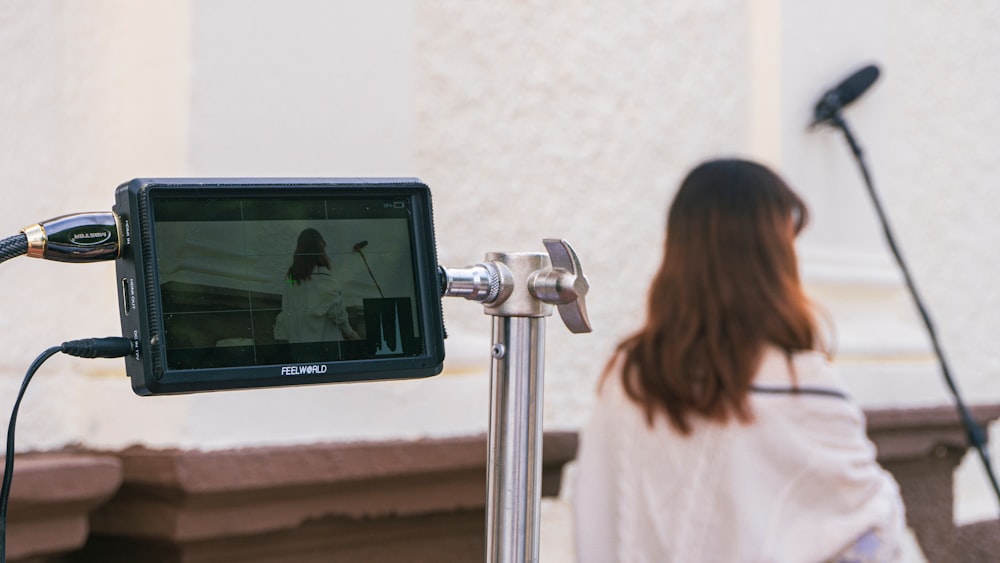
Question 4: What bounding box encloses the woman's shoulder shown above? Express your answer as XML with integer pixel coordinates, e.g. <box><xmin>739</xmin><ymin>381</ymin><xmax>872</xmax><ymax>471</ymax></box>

<box><xmin>750</xmin><ymin>346</ymin><xmax>867</xmax><ymax>434</ymax></box>
<box><xmin>753</xmin><ymin>345</ymin><xmax>846</xmax><ymax>394</ymax></box>
<box><xmin>310</xmin><ymin>268</ymin><xmax>338</xmax><ymax>285</ymax></box>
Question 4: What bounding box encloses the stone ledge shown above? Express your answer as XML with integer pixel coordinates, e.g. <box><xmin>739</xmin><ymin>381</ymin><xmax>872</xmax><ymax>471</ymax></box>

<box><xmin>5</xmin><ymin>454</ymin><xmax>122</xmax><ymax>562</ymax></box>
<box><xmin>84</xmin><ymin>510</ymin><xmax>486</xmax><ymax>563</ymax></box>
<box><xmin>80</xmin><ymin>431</ymin><xmax>577</xmax><ymax>562</ymax></box>
<box><xmin>865</xmin><ymin>403</ymin><xmax>1000</xmax><ymax>561</ymax></box>
<box><xmin>15</xmin><ymin>406</ymin><xmax>997</xmax><ymax>561</ymax></box>
<box><xmin>866</xmin><ymin>403</ymin><xmax>1000</xmax><ymax>461</ymax></box>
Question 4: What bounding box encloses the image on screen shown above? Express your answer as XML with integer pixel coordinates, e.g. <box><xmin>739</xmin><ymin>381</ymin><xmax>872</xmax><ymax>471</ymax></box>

<box><xmin>150</xmin><ymin>195</ymin><xmax>424</xmax><ymax>371</ymax></box>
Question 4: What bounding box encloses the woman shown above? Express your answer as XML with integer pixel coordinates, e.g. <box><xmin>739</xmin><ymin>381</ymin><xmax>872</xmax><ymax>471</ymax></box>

<box><xmin>274</xmin><ymin>228</ymin><xmax>360</xmax><ymax>344</ymax></box>
<box><xmin>573</xmin><ymin>159</ymin><xmax>906</xmax><ymax>562</ymax></box>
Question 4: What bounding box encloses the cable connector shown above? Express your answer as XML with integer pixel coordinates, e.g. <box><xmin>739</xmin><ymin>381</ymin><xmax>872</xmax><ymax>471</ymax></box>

<box><xmin>60</xmin><ymin>337</ymin><xmax>136</xmax><ymax>359</ymax></box>
<box><xmin>21</xmin><ymin>212</ymin><xmax>121</xmax><ymax>263</ymax></box>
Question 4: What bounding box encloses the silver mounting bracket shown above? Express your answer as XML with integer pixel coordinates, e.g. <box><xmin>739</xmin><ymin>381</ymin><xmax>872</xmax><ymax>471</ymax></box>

<box><xmin>442</xmin><ymin>238</ymin><xmax>591</xmax><ymax>331</ymax></box>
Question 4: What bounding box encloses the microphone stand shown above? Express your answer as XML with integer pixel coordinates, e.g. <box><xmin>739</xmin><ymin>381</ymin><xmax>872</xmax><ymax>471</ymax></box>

<box><xmin>355</xmin><ymin>248</ymin><xmax>385</xmax><ymax>298</ymax></box>
<box><xmin>828</xmin><ymin>112</ymin><xmax>1000</xmax><ymax>510</ymax></box>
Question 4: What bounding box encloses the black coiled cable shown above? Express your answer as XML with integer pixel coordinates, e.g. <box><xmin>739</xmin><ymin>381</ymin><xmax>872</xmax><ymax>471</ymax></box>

<box><xmin>0</xmin><ymin>235</ymin><xmax>27</xmax><ymax>265</ymax></box>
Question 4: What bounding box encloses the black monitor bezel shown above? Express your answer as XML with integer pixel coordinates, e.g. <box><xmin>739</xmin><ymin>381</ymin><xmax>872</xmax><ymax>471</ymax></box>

<box><xmin>113</xmin><ymin>178</ymin><xmax>445</xmax><ymax>395</ymax></box>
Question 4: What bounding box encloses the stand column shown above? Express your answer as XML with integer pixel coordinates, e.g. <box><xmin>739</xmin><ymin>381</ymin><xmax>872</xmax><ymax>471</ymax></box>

<box><xmin>486</xmin><ymin>316</ymin><xmax>545</xmax><ymax>563</ymax></box>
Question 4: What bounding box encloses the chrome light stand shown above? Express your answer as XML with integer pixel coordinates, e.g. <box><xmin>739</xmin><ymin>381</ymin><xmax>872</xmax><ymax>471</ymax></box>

<box><xmin>441</xmin><ymin>239</ymin><xmax>591</xmax><ymax>563</ymax></box>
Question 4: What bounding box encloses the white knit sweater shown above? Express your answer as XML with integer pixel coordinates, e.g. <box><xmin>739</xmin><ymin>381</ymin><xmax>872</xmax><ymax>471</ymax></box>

<box><xmin>573</xmin><ymin>347</ymin><xmax>906</xmax><ymax>563</ymax></box>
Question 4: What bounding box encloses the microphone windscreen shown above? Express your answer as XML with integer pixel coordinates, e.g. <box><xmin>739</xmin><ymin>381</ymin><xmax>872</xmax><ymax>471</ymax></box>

<box><xmin>812</xmin><ymin>64</ymin><xmax>881</xmax><ymax>127</ymax></box>
<box><xmin>834</xmin><ymin>65</ymin><xmax>880</xmax><ymax>108</ymax></box>
<box><xmin>353</xmin><ymin>240</ymin><xmax>369</xmax><ymax>252</ymax></box>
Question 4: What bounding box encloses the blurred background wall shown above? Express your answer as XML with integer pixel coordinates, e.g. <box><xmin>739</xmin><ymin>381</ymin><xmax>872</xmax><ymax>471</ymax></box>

<box><xmin>0</xmin><ymin>0</ymin><xmax>998</xmax><ymax>556</ymax></box>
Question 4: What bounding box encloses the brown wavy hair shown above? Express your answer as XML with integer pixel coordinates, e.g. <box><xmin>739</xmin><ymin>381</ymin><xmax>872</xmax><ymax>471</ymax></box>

<box><xmin>286</xmin><ymin>228</ymin><xmax>331</xmax><ymax>284</ymax></box>
<box><xmin>611</xmin><ymin>158</ymin><xmax>817</xmax><ymax>434</ymax></box>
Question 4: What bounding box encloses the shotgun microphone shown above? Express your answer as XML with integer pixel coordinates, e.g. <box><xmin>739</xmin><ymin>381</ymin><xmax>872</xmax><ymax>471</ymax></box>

<box><xmin>811</xmin><ymin>64</ymin><xmax>880</xmax><ymax>128</ymax></box>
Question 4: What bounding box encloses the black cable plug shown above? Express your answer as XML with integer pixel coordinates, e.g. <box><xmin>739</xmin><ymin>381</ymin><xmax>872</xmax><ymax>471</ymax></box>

<box><xmin>60</xmin><ymin>337</ymin><xmax>135</xmax><ymax>359</ymax></box>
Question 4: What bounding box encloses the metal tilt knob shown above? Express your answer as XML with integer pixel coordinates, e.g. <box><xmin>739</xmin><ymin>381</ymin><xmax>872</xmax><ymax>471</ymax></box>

<box><xmin>441</xmin><ymin>238</ymin><xmax>592</xmax><ymax>563</ymax></box>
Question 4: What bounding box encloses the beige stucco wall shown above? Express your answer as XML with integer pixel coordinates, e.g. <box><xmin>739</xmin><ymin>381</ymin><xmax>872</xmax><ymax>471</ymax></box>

<box><xmin>0</xmin><ymin>0</ymin><xmax>191</xmax><ymax>449</ymax></box>
<box><xmin>886</xmin><ymin>0</ymin><xmax>1000</xmax><ymax>401</ymax></box>
<box><xmin>0</xmin><ymin>0</ymin><xmax>996</xmax><ymax>538</ymax></box>
<box><xmin>416</xmin><ymin>0</ymin><xmax>753</xmax><ymax>430</ymax></box>
<box><xmin>885</xmin><ymin>0</ymin><xmax>1000</xmax><ymax>525</ymax></box>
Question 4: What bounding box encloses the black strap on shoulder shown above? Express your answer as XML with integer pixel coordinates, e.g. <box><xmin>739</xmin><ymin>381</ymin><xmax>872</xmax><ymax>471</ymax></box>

<box><xmin>750</xmin><ymin>385</ymin><xmax>849</xmax><ymax>400</ymax></box>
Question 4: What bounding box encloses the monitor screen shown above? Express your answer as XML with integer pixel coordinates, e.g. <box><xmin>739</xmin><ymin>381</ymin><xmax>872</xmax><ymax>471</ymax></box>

<box><xmin>114</xmin><ymin>179</ymin><xmax>444</xmax><ymax>395</ymax></box>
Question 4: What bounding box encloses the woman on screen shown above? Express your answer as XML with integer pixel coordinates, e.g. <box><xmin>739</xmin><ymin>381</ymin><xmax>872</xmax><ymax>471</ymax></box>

<box><xmin>274</xmin><ymin>228</ymin><xmax>360</xmax><ymax>344</ymax></box>
<box><xmin>573</xmin><ymin>158</ymin><xmax>907</xmax><ymax>562</ymax></box>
